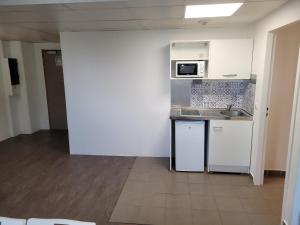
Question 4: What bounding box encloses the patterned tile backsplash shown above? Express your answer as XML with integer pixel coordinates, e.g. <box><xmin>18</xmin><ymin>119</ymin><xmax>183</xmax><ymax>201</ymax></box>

<box><xmin>190</xmin><ymin>80</ymin><xmax>256</xmax><ymax>114</ymax></box>
<box><xmin>243</xmin><ymin>82</ymin><xmax>256</xmax><ymax>114</ymax></box>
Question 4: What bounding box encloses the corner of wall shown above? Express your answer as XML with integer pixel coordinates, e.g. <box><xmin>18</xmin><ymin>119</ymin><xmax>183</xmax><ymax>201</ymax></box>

<box><xmin>2</xmin><ymin>41</ymin><xmax>33</xmax><ymax>136</ymax></box>
<box><xmin>0</xmin><ymin>40</ymin><xmax>14</xmax><ymax>140</ymax></box>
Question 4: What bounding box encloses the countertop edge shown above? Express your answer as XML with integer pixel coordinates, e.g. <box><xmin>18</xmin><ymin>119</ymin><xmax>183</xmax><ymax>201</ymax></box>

<box><xmin>169</xmin><ymin>116</ymin><xmax>253</xmax><ymax>121</ymax></box>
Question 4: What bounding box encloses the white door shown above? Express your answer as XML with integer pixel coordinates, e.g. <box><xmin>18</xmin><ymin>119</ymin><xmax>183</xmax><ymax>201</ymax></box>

<box><xmin>282</xmin><ymin>47</ymin><xmax>300</xmax><ymax>225</ymax></box>
<box><xmin>208</xmin><ymin>120</ymin><xmax>253</xmax><ymax>173</ymax></box>
<box><xmin>208</xmin><ymin>39</ymin><xmax>253</xmax><ymax>79</ymax></box>
<box><xmin>175</xmin><ymin>121</ymin><xmax>205</xmax><ymax>172</ymax></box>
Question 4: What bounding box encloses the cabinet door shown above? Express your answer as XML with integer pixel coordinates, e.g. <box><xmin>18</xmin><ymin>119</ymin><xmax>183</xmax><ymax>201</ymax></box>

<box><xmin>175</xmin><ymin>121</ymin><xmax>205</xmax><ymax>172</ymax></box>
<box><xmin>208</xmin><ymin>39</ymin><xmax>253</xmax><ymax>79</ymax></box>
<box><xmin>208</xmin><ymin>120</ymin><xmax>253</xmax><ymax>172</ymax></box>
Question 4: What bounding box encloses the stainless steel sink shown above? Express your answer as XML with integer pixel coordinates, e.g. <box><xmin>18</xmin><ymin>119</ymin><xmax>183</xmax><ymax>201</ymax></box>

<box><xmin>220</xmin><ymin>110</ymin><xmax>246</xmax><ymax>117</ymax></box>
<box><xmin>181</xmin><ymin>109</ymin><xmax>200</xmax><ymax>116</ymax></box>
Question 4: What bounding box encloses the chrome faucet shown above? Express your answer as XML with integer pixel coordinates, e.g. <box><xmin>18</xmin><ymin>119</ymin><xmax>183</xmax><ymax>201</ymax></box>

<box><xmin>227</xmin><ymin>104</ymin><xmax>233</xmax><ymax>111</ymax></box>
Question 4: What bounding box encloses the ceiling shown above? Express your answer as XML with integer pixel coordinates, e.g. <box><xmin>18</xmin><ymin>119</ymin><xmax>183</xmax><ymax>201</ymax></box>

<box><xmin>0</xmin><ymin>0</ymin><xmax>288</xmax><ymax>42</ymax></box>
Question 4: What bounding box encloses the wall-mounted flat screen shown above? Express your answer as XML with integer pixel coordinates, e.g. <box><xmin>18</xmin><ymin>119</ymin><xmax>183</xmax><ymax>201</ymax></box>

<box><xmin>8</xmin><ymin>58</ymin><xmax>20</xmax><ymax>85</ymax></box>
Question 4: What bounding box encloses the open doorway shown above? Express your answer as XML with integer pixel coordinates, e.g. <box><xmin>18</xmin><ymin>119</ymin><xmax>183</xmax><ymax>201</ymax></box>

<box><xmin>264</xmin><ymin>22</ymin><xmax>300</xmax><ymax>178</ymax></box>
<box><xmin>42</xmin><ymin>50</ymin><xmax>68</xmax><ymax>130</ymax></box>
<box><xmin>263</xmin><ymin>22</ymin><xmax>300</xmax><ymax>224</ymax></box>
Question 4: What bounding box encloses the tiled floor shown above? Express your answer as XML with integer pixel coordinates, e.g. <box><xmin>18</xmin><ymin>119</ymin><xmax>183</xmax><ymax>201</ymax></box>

<box><xmin>110</xmin><ymin>158</ymin><xmax>284</xmax><ymax>225</ymax></box>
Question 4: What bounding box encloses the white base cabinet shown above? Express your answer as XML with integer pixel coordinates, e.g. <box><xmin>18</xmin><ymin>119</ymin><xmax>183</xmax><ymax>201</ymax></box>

<box><xmin>175</xmin><ymin>121</ymin><xmax>205</xmax><ymax>172</ymax></box>
<box><xmin>208</xmin><ymin>120</ymin><xmax>253</xmax><ymax>173</ymax></box>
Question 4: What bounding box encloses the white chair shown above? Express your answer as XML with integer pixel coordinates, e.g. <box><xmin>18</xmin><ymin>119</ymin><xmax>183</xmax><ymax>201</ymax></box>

<box><xmin>0</xmin><ymin>217</ymin><xmax>26</xmax><ymax>225</ymax></box>
<box><xmin>26</xmin><ymin>218</ymin><xmax>96</xmax><ymax>225</ymax></box>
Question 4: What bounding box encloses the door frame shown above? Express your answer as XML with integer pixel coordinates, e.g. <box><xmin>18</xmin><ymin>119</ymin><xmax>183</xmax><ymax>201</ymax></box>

<box><xmin>258</xmin><ymin>31</ymin><xmax>300</xmax><ymax>223</ymax></box>
<box><xmin>253</xmin><ymin>32</ymin><xmax>277</xmax><ymax>185</ymax></box>
<box><xmin>259</xmin><ymin>32</ymin><xmax>277</xmax><ymax>185</ymax></box>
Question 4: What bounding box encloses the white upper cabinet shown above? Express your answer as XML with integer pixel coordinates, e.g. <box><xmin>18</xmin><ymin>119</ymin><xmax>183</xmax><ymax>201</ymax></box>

<box><xmin>170</xmin><ymin>41</ymin><xmax>209</xmax><ymax>61</ymax></box>
<box><xmin>208</xmin><ymin>39</ymin><xmax>253</xmax><ymax>79</ymax></box>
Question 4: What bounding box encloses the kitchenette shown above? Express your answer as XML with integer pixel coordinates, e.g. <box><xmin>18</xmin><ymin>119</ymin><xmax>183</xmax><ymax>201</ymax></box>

<box><xmin>169</xmin><ymin>39</ymin><xmax>256</xmax><ymax>175</ymax></box>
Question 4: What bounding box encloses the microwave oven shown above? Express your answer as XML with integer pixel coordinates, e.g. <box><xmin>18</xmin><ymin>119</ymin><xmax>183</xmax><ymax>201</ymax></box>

<box><xmin>175</xmin><ymin>61</ymin><xmax>206</xmax><ymax>78</ymax></box>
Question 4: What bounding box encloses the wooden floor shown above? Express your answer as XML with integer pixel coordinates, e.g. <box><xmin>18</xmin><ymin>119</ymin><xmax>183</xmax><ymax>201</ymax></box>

<box><xmin>0</xmin><ymin>131</ymin><xmax>135</xmax><ymax>225</ymax></box>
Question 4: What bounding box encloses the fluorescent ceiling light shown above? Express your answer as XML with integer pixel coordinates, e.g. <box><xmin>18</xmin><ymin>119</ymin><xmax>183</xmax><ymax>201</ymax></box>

<box><xmin>185</xmin><ymin>3</ymin><xmax>243</xmax><ymax>18</ymax></box>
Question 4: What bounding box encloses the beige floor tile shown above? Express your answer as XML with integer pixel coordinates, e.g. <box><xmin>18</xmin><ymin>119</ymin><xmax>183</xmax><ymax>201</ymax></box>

<box><xmin>148</xmin><ymin>169</ymin><xmax>170</xmax><ymax>183</ymax></box>
<box><xmin>229</xmin><ymin>175</ymin><xmax>253</xmax><ymax>186</ymax></box>
<box><xmin>117</xmin><ymin>190</ymin><xmax>143</xmax><ymax>206</ymax></box>
<box><xmin>263</xmin><ymin>177</ymin><xmax>285</xmax><ymax>188</ymax></box>
<box><xmin>112</xmin><ymin>158</ymin><xmax>285</xmax><ymax>225</ymax></box>
<box><xmin>209</xmin><ymin>174</ymin><xmax>234</xmax><ymax>185</ymax></box>
<box><xmin>166</xmin><ymin>182</ymin><xmax>189</xmax><ymax>194</ymax></box>
<box><xmin>131</xmin><ymin>159</ymin><xmax>153</xmax><ymax>173</ymax></box>
<box><xmin>220</xmin><ymin>212</ymin><xmax>252</xmax><ymax>225</ymax></box>
<box><xmin>151</xmin><ymin>159</ymin><xmax>169</xmax><ymax>171</ymax></box>
<box><xmin>151</xmin><ymin>168</ymin><xmax>170</xmax><ymax>177</ymax></box>
<box><xmin>166</xmin><ymin>172</ymin><xmax>189</xmax><ymax>183</ymax></box>
<box><xmin>110</xmin><ymin>203</ymin><xmax>140</xmax><ymax>223</ymax></box>
<box><xmin>132</xmin><ymin>157</ymin><xmax>167</xmax><ymax>173</ymax></box>
<box><xmin>189</xmin><ymin>183</ymin><xmax>213</xmax><ymax>195</ymax></box>
<box><xmin>192</xmin><ymin>210</ymin><xmax>222</xmax><ymax>225</ymax></box>
<box><xmin>137</xmin><ymin>206</ymin><xmax>165</xmax><ymax>225</ymax></box>
<box><xmin>141</xmin><ymin>193</ymin><xmax>166</xmax><ymax>207</ymax></box>
<box><xmin>166</xmin><ymin>194</ymin><xmax>191</xmax><ymax>209</ymax></box>
<box><xmin>264</xmin><ymin>199</ymin><xmax>283</xmax><ymax>214</ymax></box>
<box><xmin>212</xmin><ymin>185</ymin><xmax>241</xmax><ymax>197</ymax></box>
<box><xmin>127</xmin><ymin>171</ymin><xmax>149</xmax><ymax>181</ymax></box>
<box><xmin>238</xmin><ymin>186</ymin><xmax>263</xmax><ymax>199</ymax></box>
<box><xmin>188</xmin><ymin>173</ymin><xmax>210</xmax><ymax>184</ymax></box>
<box><xmin>165</xmin><ymin>208</ymin><xmax>193</xmax><ymax>225</ymax></box>
<box><xmin>240</xmin><ymin>198</ymin><xmax>275</xmax><ymax>214</ymax></box>
<box><xmin>122</xmin><ymin>180</ymin><xmax>145</xmax><ymax>194</ymax></box>
<box><xmin>190</xmin><ymin>195</ymin><xmax>218</xmax><ymax>211</ymax></box>
<box><xmin>216</xmin><ymin>197</ymin><xmax>244</xmax><ymax>212</ymax></box>
<box><xmin>144</xmin><ymin>181</ymin><xmax>167</xmax><ymax>194</ymax></box>
<box><xmin>260</xmin><ymin>187</ymin><xmax>284</xmax><ymax>200</ymax></box>
<box><xmin>248</xmin><ymin>213</ymin><xmax>281</xmax><ymax>225</ymax></box>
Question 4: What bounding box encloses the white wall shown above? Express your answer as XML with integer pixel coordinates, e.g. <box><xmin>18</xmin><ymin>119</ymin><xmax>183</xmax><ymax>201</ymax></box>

<box><xmin>251</xmin><ymin>0</ymin><xmax>300</xmax><ymax>184</ymax></box>
<box><xmin>0</xmin><ymin>41</ymin><xmax>12</xmax><ymax>141</ymax></box>
<box><xmin>3</xmin><ymin>41</ymin><xmax>32</xmax><ymax>136</ymax></box>
<box><xmin>22</xmin><ymin>42</ymin><xmax>39</xmax><ymax>132</ymax></box>
<box><xmin>0</xmin><ymin>60</ymin><xmax>9</xmax><ymax>141</ymax></box>
<box><xmin>60</xmin><ymin>27</ymin><xmax>254</xmax><ymax>157</ymax></box>
<box><xmin>265</xmin><ymin>24</ymin><xmax>300</xmax><ymax>171</ymax></box>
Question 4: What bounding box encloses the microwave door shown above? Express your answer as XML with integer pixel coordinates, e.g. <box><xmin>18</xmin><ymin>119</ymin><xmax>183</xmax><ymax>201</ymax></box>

<box><xmin>177</xmin><ymin>63</ymin><xmax>198</xmax><ymax>77</ymax></box>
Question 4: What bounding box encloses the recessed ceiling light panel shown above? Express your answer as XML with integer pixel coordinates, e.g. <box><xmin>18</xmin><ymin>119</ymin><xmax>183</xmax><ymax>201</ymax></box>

<box><xmin>185</xmin><ymin>3</ymin><xmax>243</xmax><ymax>18</ymax></box>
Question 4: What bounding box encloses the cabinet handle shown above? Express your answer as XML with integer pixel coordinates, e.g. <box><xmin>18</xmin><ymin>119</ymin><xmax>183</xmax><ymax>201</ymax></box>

<box><xmin>222</xmin><ymin>74</ymin><xmax>237</xmax><ymax>77</ymax></box>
